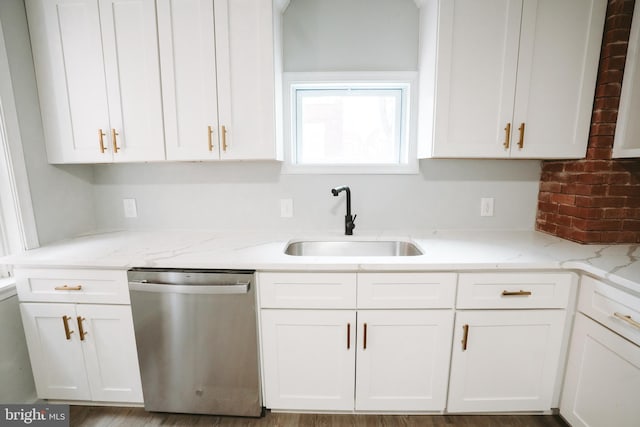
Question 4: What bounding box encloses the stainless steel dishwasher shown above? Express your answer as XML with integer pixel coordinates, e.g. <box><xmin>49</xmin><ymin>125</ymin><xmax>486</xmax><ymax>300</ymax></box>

<box><xmin>127</xmin><ymin>268</ymin><xmax>262</xmax><ymax>417</ymax></box>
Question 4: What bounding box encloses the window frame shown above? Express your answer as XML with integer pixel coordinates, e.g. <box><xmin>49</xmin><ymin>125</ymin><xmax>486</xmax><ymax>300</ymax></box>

<box><xmin>282</xmin><ymin>72</ymin><xmax>419</xmax><ymax>174</ymax></box>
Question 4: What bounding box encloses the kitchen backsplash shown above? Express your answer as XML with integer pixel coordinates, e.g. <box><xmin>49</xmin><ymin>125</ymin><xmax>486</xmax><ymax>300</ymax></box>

<box><xmin>90</xmin><ymin>159</ymin><xmax>541</xmax><ymax>233</ymax></box>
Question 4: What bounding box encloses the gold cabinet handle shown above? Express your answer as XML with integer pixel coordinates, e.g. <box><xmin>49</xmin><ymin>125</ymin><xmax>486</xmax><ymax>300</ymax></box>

<box><xmin>461</xmin><ymin>324</ymin><xmax>469</xmax><ymax>351</ymax></box>
<box><xmin>111</xmin><ymin>128</ymin><xmax>120</xmax><ymax>153</ymax></box>
<box><xmin>98</xmin><ymin>129</ymin><xmax>107</xmax><ymax>153</ymax></box>
<box><xmin>77</xmin><ymin>316</ymin><xmax>88</xmax><ymax>341</ymax></box>
<box><xmin>614</xmin><ymin>312</ymin><xmax>640</xmax><ymax>330</ymax></box>
<box><xmin>517</xmin><ymin>122</ymin><xmax>525</xmax><ymax>149</ymax></box>
<box><xmin>207</xmin><ymin>125</ymin><xmax>214</xmax><ymax>151</ymax></box>
<box><xmin>501</xmin><ymin>290</ymin><xmax>532</xmax><ymax>297</ymax></box>
<box><xmin>503</xmin><ymin>122</ymin><xmax>511</xmax><ymax>149</ymax></box>
<box><xmin>62</xmin><ymin>315</ymin><xmax>74</xmax><ymax>340</ymax></box>
<box><xmin>221</xmin><ymin>125</ymin><xmax>228</xmax><ymax>152</ymax></box>
<box><xmin>54</xmin><ymin>284</ymin><xmax>82</xmax><ymax>291</ymax></box>
<box><xmin>363</xmin><ymin>323</ymin><xmax>368</xmax><ymax>350</ymax></box>
<box><xmin>347</xmin><ymin>323</ymin><xmax>351</xmax><ymax>350</ymax></box>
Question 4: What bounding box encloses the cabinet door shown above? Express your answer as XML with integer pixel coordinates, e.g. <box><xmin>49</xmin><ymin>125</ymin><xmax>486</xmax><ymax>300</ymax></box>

<box><xmin>560</xmin><ymin>314</ymin><xmax>640</xmax><ymax>427</ymax></box>
<box><xmin>355</xmin><ymin>310</ymin><xmax>454</xmax><ymax>411</ymax></box>
<box><xmin>215</xmin><ymin>0</ymin><xmax>279</xmax><ymax>160</ymax></box>
<box><xmin>158</xmin><ymin>0</ymin><xmax>221</xmax><ymax>160</ymax></box>
<box><xmin>432</xmin><ymin>0</ymin><xmax>522</xmax><ymax>158</ymax></box>
<box><xmin>25</xmin><ymin>0</ymin><xmax>111</xmax><ymax>163</ymax></box>
<box><xmin>261</xmin><ymin>310</ymin><xmax>356</xmax><ymax>410</ymax></box>
<box><xmin>448</xmin><ymin>310</ymin><xmax>565</xmax><ymax>412</ymax></box>
<box><xmin>613</xmin><ymin>1</ymin><xmax>640</xmax><ymax>158</ymax></box>
<box><xmin>99</xmin><ymin>0</ymin><xmax>165</xmax><ymax>162</ymax></box>
<box><xmin>511</xmin><ymin>0</ymin><xmax>606</xmax><ymax>158</ymax></box>
<box><xmin>19</xmin><ymin>303</ymin><xmax>90</xmax><ymax>400</ymax></box>
<box><xmin>77</xmin><ymin>304</ymin><xmax>143</xmax><ymax>403</ymax></box>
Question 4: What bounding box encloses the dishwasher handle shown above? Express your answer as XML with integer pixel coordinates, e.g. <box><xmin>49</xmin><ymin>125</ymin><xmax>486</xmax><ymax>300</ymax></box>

<box><xmin>129</xmin><ymin>281</ymin><xmax>250</xmax><ymax>295</ymax></box>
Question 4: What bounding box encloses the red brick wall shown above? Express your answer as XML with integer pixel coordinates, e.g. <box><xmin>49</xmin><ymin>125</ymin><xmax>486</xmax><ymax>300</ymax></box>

<box><xmin>535</xmin><ymin>0</ymin><xmax>640</xmax><ymax>244</ymax></box>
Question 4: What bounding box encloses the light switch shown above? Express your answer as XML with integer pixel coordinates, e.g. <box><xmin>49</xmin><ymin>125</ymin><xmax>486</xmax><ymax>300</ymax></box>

<box><xmin>123</xmin><ymin>198</ymin><xmax>138</xmax><ymax>218</ymax></box>
<box><xmin>480</xmin><ymin>198</ymin><xmax>494</xmax><ymax>217</ymax></box>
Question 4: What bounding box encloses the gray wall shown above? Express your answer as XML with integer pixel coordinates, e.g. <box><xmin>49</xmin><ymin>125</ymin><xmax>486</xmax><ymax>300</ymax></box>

<box><xmin>91</xmin><ymin>160</ymin><xmax>541</xmax><ymax>232</ymax></box>
<box><xmin>0</xmin><ymin>294</ymin><xmax>35</xmax><ymax>403</ymax></box>
<box><xmin>0</xmin><ymin>0</ymin><xmax>95</xmax><ymax>246</ymax></box>
<box><xmin>283</xmin><ymin>0</ymin><xmax>420</xmax><ymax>71</ymax></box>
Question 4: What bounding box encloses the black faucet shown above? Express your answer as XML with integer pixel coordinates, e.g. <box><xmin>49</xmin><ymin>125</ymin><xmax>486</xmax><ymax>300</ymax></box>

<box><xmin>331</xmin><ymin>186</ymin><xmax>356</xmax><ymax>235</ymax></box>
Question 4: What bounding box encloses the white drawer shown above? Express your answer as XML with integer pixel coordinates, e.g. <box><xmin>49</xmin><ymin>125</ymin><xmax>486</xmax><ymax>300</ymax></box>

<box><xmin>457</xmin><ymin>272</ymin><xmax>574</xmax><ymax>309</ymax></box>
<box><xmin>15</xmin><ymin>268</ymin><xmax>130</xmax><ymax>304</ymax></box>
<box><xmin>578</xmin><ymin>276</ymin><xmax>640</xmax><ymax>346</ymax></box>
<box><xmin>357</xmin><ymin>273</ymin><xmax>456</xmax><ymax>309</ymax></box>
<box><xmin>258</xmin><ymin>272</ymin><xmax>356</xmax><ymax>309</ymax></box>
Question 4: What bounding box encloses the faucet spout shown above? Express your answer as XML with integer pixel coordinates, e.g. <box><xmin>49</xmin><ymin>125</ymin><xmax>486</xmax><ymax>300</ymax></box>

<box><xmin>331</xmin><ymin>186</ymin><xmax>356</xmax><ymax>235</ymax></box>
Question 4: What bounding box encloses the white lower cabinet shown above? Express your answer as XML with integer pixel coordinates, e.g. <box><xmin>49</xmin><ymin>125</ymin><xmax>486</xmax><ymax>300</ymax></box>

<box><xmin>20</xmin><ymin>302</ymin><xmax>143</xmax><ymax>403</ymax></box>
<box><xmin>354</xmin><ymin>310</ymin><xmax>453</xmax><ymax>411</ymax></box>
<box><xmin>259</xmin><ymin>272</ymin><xmax>455</xmax><ymax>412</ymax></box>
<box><xmin>447</xmin><ymin>310</ymin><xmax>565</xmax><ymax>412</ymax></box>
<box><xmin>560</xmin><ymin>275</ymin><xmax>640</xmax><ymax>427</ymax></box>
<box><xmin>260</xmin><ymin>310</ymin><xmax>356</xmax><ymax>411</ymax></box>
<box><xmin>561</xmin><ymin>314</ymin><xmax>640</xmax><ymax>427</ymax></box>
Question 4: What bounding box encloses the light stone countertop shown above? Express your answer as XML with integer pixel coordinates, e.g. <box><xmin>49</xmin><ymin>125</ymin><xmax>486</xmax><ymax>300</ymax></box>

<box><xmin>1</xmin><ymin>229</ymin><xmax>638</xmax><ymax>293</ymax></box>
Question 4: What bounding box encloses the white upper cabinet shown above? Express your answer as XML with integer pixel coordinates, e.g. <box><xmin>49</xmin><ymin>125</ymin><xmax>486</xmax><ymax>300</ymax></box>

<box><xmin>27</xmin><ymin>0</ymin><xmax>283</xmax><ymax>163</ymax></box>
<box><xmin>156</xmin><ymin>0</ymin><xmax>283</xmax><ymax>161</ymax></box>
<box><xmin>613</xmin><ymin>1</ymin><xmax>640</xmax><ymax>158</ymax></box>
<box><xmin>26</xmin><ymin>0</ymin><xmax>165</xmax><ymax>163</ymax></box>
<box><xmin>419</xmin><ymin>0</ymin><xmax>607</xmax><ymax>159</ymax></box>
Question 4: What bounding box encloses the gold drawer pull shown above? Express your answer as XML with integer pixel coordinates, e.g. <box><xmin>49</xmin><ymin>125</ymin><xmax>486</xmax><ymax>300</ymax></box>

<box><xmin>614</xmin><ymin>312</ymin><xmax>640</xmax><ymax>330</ymax></box>
<box><xmin>461</xmin><ymin>324</ymin><xmax>469</xmax><ymax>351</ymax></box>
<box><xmin>503</xmin><ymin>122</ymin><xmax>511</xmax><ymax>149</ymax></box>
<box><xmin>501</xmin><ymin>290</ymin><xmax>532</xmax><ymax>297</ymax></box>
<box><xmin>347</xmin><ymin>323</ymin><xmax>351</xmax><ymax>350</ymax></box>
<box><xmin>98</xmin><ymin>129</ymin><xmax>106</xmax><ymax>153</ymax></box>
<box><xmin>62</xmin><ymin>315</ymin><xmax>74</xmax><ymax>340</ymax></box>
<box><xmin>54</xmin><ymin>285</ymin><xmax>82</xmax><ymax>291</ymax></box>
<box><xmin>111</xmin><ymin>128</ymin><xmax>120</xmax><ymax>153</ymax></box>
<box><xmin>207</xmin><ymin>125</ymin><xmax>214</xmax><ymax>151</ymax></box>
<box><xmin>517</xmin><ymin>122</ymin><xmax>525</xmax><ymax>149</ymax></box>
<box><xmin>77</xmin><ymin>316</ymin><xmax>88</xmax><ymax>341</ymax></box>
<box><xmin>221</xmin><ymin>125</ymin><xmax>228</xmax><ymax>152</ymax></box>
<box><xmin>363</xmin><ymin>323</ymin><xmax>368</xmax><ymax>350</ymax></box>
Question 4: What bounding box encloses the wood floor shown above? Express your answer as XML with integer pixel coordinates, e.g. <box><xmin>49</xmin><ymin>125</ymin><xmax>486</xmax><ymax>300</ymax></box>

<box><xmin>70</xmin><ymin>406</ymin><xmax>569</xmax><ymax>427</ymax></box>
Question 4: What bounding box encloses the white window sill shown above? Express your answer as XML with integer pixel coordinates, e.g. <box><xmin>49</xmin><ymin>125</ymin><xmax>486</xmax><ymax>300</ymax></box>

<box><xmin>0</xmin><ymin>277</ymin><xmax>17</xmax><ymax>301</ymax></box>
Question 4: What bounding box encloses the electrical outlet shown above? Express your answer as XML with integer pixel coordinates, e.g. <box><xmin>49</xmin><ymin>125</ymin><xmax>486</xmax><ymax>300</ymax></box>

<box><xmin>123</xmin><ymin>198</ymin><xmax>138</xmax><ymax>218</ymax></box>
<box><xmin>280</xmin><ymin>199</ymin><xmax>293</xmax><ymax>218</ymax></box>
<box><xmin>480</xmin><ymin>198</ymin><xmax>494</xmax><ymax>217</ymax></box>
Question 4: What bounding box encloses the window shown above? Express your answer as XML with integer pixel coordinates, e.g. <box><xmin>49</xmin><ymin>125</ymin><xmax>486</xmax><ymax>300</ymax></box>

<box><xmin>283</xmin><ymin>73</ymin><xmax>418</xmax><ymax>174</ymax></box>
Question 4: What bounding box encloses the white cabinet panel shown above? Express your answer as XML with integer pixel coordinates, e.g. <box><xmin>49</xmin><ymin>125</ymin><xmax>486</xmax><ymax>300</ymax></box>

<box><xmin>78</xmin><ymin>304</ymin><xmax>143</xmax><ymax>402</ymax></box>
<box><xmin>261</xmin><ymin>309</ymin><xmax>356</xmax><ymax>411</ymax></box>
<box><xmin>259</xmin><ymin>272</ymin><xmax>356</xmax><ymax>309</ymax></box>
<box><xmin>355</xmin><ymin>310</ymin><xmax>453</xmax><ymax>411</ymax></box>
<box><xmin>561</xmin><ymin>313</ymin><xmax>640</xmax><ymax>427</ymax></box>
<box><xmin>512</xmin><ymin>0</ymin><xmax>606</xmax><ymax>158</ymax></box>
<box><xmin>21</xmin><ymin>302</ymin><xmax>143</xmax><ymax>403</ymax></box>
<box><xmin>421</xmin><ymin>0</ymin><xmax>606</xmax><ymax>159</ymax></box>
<box><xmin>20</xmin><ymin>303</ymin><xmax>90</xmax><ymax>400</ymax></box>
<box><xmin>613</xmin><ymin>1</ymin><xmax>640</xmax><ymax>158</ymax></box>
<box><xmin>457</xmin><ymin>272</ymin><xmax>573</xmax><ymax>309</ymax></box>
<box><xmin>357</xmin><ymin>273</ymin><xmax>456</xmax><ymax>309</ymax></box>
<box><xmin>159</xmin><ymin>0</ymin><xmax>220</xmax><ymax>160</ymax></box>
<box><xmin>432</xmin><ymin>0</ymin><xmax>521</xmax><ymax>158</ymax></box>
<box><xmin>99</xmin><ymin>0</ymin><xmax>164</xmax><ymax>161</ymax></box>
<box><xmin>448</xmin><ymin>310</ymin><xmax>565</xmax><ymax>412</ymax></box>
<box><xmin>25</xmin><ymin>0</ymin><xmax>110</xmax><ymax>163</ymax></box>
<box><xmin>15</xmin><ymin>269</ymin><xmax>130</xmax><ymax>304</ymax></box>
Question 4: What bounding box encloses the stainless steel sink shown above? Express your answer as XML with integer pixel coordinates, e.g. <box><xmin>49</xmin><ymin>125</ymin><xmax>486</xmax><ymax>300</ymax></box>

<box><xmin>284</xmin><ymin>240</ymin><xmax>423</xmax><ymax>257</ymax></box>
